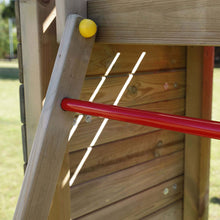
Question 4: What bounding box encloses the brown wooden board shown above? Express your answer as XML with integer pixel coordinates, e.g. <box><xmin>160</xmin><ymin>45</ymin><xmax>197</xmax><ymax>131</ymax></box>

<box><xmin>75</xmin><ymin>177</ymin><xmax>183</xmax><ymax>220</ymax></box>
<box><xmin>70</xmin><ymin>151</ymin><xmax>184</xmax><ymax>218</ymax></box>
<box><xmin>68</xmin><ymin>98</ymin><xmax>185</xmax><ymax>152</ymax></box>
<box><xmin>19</xmin><ymin>0</ymin><xmax>43</xmax><ymax>156</ymax></box>
<box><xmin>87</xmin><ymin>45</ymin><xmax>186</xmax><ymax>76</ymax></box>
<box><xmin>70</xmin><ymin>129</ymin><xmax>184</xmax><ymax>185</ymax></box>
<box><xmin>55</xmin><ymin>0</ymin><xmax>87</xmax><ymax>41</ymax></box>
<box><xmin>142</xmin><ymin>200</ymin><xmax>183</xmax><ymax>220</ymax></box>
<box><xmin>184</xmin><ymin>47</ymin><xmax>212</xmax><ymax>220</ymax></box>
<box><xmin>87</xmin><ymin>0</ymin><xmax>220</xmax><ymax>45</ymax></box>
<box><xmin>56</xmin><ymin>0</ymin><xmax>220</xmax><ymax>45</ymax></box>
<box><xmin>80</xmin><ymin>70</ymin><xmax>186</xmax><ymax>105</ymax></box>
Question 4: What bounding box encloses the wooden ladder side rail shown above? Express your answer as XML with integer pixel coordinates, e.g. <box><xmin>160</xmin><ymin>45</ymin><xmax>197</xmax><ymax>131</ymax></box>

<box><xmin>14</xmin><ymin>14</ymin><xmax>95</xmax><ymax>220</ymax></box>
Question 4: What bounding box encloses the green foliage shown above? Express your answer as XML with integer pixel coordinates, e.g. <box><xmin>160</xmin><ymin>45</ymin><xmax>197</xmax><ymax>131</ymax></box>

<box><xmin>0</xmin><ymin>14</ymin><xmax>9</xmax><ymax>57</ymax></box>
<box><xmin>1</xmin><ymin>0</ymin><xmax>15</xmax><ymax>19</ymax></box>
<box><xmin>0</xmin><ymin>1</ymin><xmax>17</xmax><ymax>58</ymax></box>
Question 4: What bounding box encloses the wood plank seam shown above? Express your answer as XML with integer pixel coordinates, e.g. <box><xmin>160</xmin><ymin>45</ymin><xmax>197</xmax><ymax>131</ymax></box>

<box><xmin>141</xmin><ymin>199</ymin><xmax>183</xmax><ymax>219</ymax></box>
<box><xmin>71</xmin><ymin>142</ymin><xmax>184</xmax><ymax>172</ymax></box>
<box><xmin>84</xmin><ymin>68</ymin><xmax>186</xmax><ymax>80</ymax></box>
<box><xmin>71</xmin><ymin>148</ymin><xmax>185</xmax><ymax>187</ymax></box>
<box><xmin>68</xmin><ymin>98</ymin><xmax>185</xmax><ymax>152</ymax></box>
<box><xmin>73</xmin><ymin>176</ymin><xmax>184</xmax><ymax>219</ymax></box>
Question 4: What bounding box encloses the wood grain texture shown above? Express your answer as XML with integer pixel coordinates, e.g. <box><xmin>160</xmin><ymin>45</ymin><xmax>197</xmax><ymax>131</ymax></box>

<box><xmin>87</xmin><ymin>45</ymin><xmax>186</xmax><ymax>76</ymax></box>
<box><xmin>199</xmin><ymin>47</ymin><xmax>214</xmax><ymax>220</ymax></box>
<box><xmin>70</xmin><ymin>151</ymin><xmax>184</xmax><ymax>218</ymax></box>
<box><xmin>55</xmin><ymin>0</ymin><xmax>87</xmax><ymax>42</ymax></box>
<box><xmin>77</xmin><ymin>177</ymin><xmax>183</xmax><ymax>220</ymax></box>
<box><xmin>37</xmin><ymin>0</ymin><xmax>59</xmax><ymax>101</ymax></box>
<box><xmin>184</xmin><ymin>47</ymin><xmax>213</xmax><ymax>220</ymax></box>
<box><xmin>80</xmin><ymin>70</ymin><xmax>186</xmax><ymax>106</ymax></box>
<box><xmin>19</xmin><ymin>1</ymin><xmax>71</xmax><ymax>219</ymax></box>
<box><xmin>142</xmin><ymin>200</ymin><xmax>183</xmax><ymax>220</ymax></box>
<box><xmin>68</xmin><ymin>98</ymin><xmax>185</xmax><ymax>152</ymax></box>
<box><xmin>70</xmin><ymin>129</ymin><xmax>184</xmax><ymax>185</ymax></box>
<box><xmin>14</xmin><ymin>15</ymin><xmax>95</xmax><ymax>220</ymax></box>
<box><xmin>48</xmin><ymin>148</ymin><xmax>70</xmax><ymax>220</ymax></box>
<box><xmin>87</xmin><ymin>0</ymin><xmax>220</xmax><ymax>45</ymax></box>
<box><xmin>19</xmin><ymin>0</ymin><xmax>42</xmax><ymax>156</ymax></box>
<box><xmin>184</xmin><ymin>47</ymin><xmax>203</xmax><ymax>220</ymax></box>
<box><xmin>38</xmin><ymin>1</ymin><xmax>71</xmax><ymax>219</ymax></box>
<box><xmin>20</xmin><ymin>0</ymin><xmax>59</xmax><ymax>156</ymax></box>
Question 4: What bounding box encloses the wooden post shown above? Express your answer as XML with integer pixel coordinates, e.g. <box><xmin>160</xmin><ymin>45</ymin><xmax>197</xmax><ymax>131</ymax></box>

<box><xmin>184</xmin><ymin>47</ymin><xmax>214</xmax><ymax>220</ymax></box>
<box><xmin>19</xmin><ymin>0</ymin><xmax>42</xmax><ymax>156</ymax></box>
<box><xmin>14</xmin><ymin>15</ymin><xmax>95</xmax><ymax>220</ymax></box>
<box><xmin>55</xmin><ymin>0</ymin><xmax>87</xmax><ymax>42</ymax></box>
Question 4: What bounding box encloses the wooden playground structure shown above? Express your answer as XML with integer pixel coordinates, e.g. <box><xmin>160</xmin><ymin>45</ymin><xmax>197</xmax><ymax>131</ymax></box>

<box><xmin>14</xmin><ymin>0</ymin><xmax>220</xmax><ymax>219</ymax></box>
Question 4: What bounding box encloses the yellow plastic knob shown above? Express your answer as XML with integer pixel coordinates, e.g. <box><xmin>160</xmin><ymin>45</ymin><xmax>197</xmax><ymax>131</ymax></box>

<box><xmin>79</xmin><ymin>19</ymin><xmax>97</xmax><ymax>38</ymax></box>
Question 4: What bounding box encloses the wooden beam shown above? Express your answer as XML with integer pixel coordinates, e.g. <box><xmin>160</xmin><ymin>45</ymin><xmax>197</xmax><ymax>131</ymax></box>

<box><xmin>55</xmin><ymin>0</ymin><xmax>87</xmax><ymax>42</ymax></box>
<box><xmin>48</xmin><ymin>148</ymin><xmax>71</xmax><ymax>220</ymax></box>
<box><xmin>56</xmin><ymin>0</ymin><xmax>220</xmax><ymax>45</ymax></box>
<box><xmin>14</xmin><ymin>15</ymin><xmax>95</xmax><ymax>220</ymax></box>
<box><xmin>86</xmin><ymin>45</ymin><xmax>186</xmax><ymax>76</ymax></box>
<box><xmin>184</xmin><ymin>47</ymin><xmax>213</xmax><ymax>220</ymax></box>
<box><xmin>19</xmin><ymin>0</ymin><xmax>42</xmax><ymax>156</ymax></box>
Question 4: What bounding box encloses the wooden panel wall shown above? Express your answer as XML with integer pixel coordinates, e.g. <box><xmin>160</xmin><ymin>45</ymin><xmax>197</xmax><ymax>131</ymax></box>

<box><xmin>19</xmin><ymin>1</ymin><xmax>213</xmax><ymax>219</ymax></box>
<box><xmin>56</xmin><ymin>0</ymin><xmax>220</xmax><ymax>45</ymax></box>
<box><xmin>69</xmin><ymin>45</ymin><xmax>186</xmax><ymax>219</ymax></box>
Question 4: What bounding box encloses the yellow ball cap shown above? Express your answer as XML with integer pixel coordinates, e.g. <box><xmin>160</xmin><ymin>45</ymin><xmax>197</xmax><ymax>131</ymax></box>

<box><xmin>79</xmin><ymin>19</ymin><xmax>97</xmax><ymax>38</ymax></box>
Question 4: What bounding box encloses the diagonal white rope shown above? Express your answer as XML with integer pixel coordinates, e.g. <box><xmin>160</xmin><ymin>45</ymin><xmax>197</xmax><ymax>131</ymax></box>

<box><xmin>69</xmin><ymin>52</ymin><xmax>146</xmax><ymax>186</ymax></box>
<box><xmin>68</xmin><ymin>53</ymin><xmax>120</xmax><ymax>141</ymax></box>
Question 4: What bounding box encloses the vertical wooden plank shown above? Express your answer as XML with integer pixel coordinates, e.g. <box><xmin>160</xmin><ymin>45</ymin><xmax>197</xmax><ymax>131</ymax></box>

<box><xmin>199</xmin><ymin>47</ymin><xmax>214</xmax><ymax>220</ymax></box>
<box><xmin>19</xmin><ymin>0</ymin><xmax>42</xmax><ymax>156</ymax></box>
<box><xmin>184</xmin><ymin>47</ymin><xmax>213</xmax><ymax>220</ymax></box>
<box><xmin>55</xmin><ymin>0</ymin><xmax>87</xmax><ymax>42</ymax></box>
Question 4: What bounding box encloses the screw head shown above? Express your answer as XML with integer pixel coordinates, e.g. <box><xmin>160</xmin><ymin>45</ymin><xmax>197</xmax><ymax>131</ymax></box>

<box><xmin>163</xmin><ymin>188</ymin><xmax>169</xmax><ymax>195</ymax></box>
<box><xmin>156</xmin><ymin>140</ymin><xmax>163</xmax><ymax>147</ymax></box>
<box><xmin>164</xmin><ymin>82</ymin><xmax>169</xmax><ymax>90</ymax></box>
<box><xmin>173</xmin><ymin>184</ymin><xmax>177</xmax><ymax>190</ymax></box>
<box><xmin>85</xmin><ymin>115</ymin><xmax>92</xmax><ymax>123</ymax></box>
<box><xmin>154</xmin><ymin>150</ymin><xmax>160</xmax><ymax>158</ymax></box>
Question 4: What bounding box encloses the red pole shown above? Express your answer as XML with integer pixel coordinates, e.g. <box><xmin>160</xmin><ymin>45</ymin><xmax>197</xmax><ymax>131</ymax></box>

<box><xmin>61</xmin><ymin>98</ymin><xmax>220</xmax><ymax>140</ymax></box>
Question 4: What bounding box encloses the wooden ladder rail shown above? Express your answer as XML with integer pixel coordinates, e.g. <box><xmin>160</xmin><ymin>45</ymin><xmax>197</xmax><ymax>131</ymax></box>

<box><xmin>14</xmin><ymin>14</ymin><xmax>95</xmax><ymax>220</ymax></box>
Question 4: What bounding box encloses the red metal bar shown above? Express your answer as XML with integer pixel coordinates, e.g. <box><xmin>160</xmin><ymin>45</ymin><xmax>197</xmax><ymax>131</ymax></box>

<box><xmin>61</xmin><ymin>98</ymin><xmax>220</xmax><ymax>139</ymax></box>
